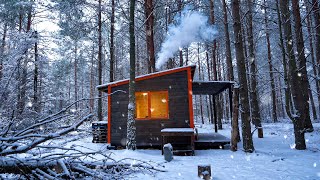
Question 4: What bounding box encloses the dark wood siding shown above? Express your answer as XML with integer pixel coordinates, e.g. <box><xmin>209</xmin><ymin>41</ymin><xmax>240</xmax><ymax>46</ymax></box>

<box><xmin>109</xmin><ymin>70</ymin><xmax>190</xmax><ymax>147</ymax></box>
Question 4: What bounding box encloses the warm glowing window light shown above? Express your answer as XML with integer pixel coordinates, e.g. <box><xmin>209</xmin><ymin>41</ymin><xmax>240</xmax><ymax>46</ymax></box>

<box><xmin>135</xmin><ymin>91</ymin><xmax>169</xmax><ymax>119</ymax></box>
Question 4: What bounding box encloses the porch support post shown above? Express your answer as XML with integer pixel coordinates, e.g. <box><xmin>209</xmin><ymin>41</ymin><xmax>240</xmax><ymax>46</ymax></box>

<box><xmin>213</xmin><ymin>95</ymin><xmax>218</xmax><ymax>133</ymax></box>
<box><xmin>228</xmin><ymin>86</ymin><xmax>233</xmax><ymax>125</ymax></box>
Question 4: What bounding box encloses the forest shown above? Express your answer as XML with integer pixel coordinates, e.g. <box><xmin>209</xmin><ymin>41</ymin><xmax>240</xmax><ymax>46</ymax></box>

<box><xmin>0</xmin><ymin>0</ymin><xmax>319</xmax><ymax>179</ymax></box>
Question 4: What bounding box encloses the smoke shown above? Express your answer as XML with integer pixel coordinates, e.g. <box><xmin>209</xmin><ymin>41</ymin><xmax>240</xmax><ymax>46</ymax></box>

<box><xmin>156</xmin><ymin>8</ymin><xmax>218</xmax><ymax>69</ymax></box>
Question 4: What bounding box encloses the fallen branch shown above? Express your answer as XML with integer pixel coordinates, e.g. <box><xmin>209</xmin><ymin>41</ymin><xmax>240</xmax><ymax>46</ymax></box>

<box><xmin>0</xmin><ymin>114</ymin><xmax>93</xmax><ymax>156</ymax></box>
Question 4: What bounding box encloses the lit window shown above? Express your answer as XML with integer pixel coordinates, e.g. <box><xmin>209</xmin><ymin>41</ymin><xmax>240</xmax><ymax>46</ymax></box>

<box><xmin>135</xmin><ymin>91</ymin><xmax>169</xmax><ymax>119</ymax></box>
<box><xmin>136</xmin><ymin>92</ymin><xmax>149</xmax><ymax>118</ymax></box>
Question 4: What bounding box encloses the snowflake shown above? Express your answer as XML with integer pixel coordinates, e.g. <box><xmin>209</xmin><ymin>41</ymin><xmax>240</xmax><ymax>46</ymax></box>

<box><xmin>27</xmin><ymin>102</ymin><xmax>33</xmax><ymax>107</ymax></box>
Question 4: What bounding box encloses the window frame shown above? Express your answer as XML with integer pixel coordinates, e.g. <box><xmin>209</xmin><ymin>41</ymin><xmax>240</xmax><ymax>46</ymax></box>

<box><xmin>135</xmin><ymin>91</ymin><xmax>169</xmax><ymax>120</ymax></box>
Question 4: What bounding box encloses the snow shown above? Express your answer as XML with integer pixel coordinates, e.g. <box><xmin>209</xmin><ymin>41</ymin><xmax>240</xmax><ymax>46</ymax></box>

<box><xmin>9</xmin><ymin>122</ymin><xmax>319</xmax><ymax>179</ymax></box>
<box><xmin>163</xmin><ymin>143</ymin><xmax>173</xmax><ymax>150</ymax></box>
<box><xmin>73</xmin><ymin>122</ymin><xmax>320</xmax><ymax>179</ymax></box>
<box><xmin>92</xmin><ymin>121</ymin><xmax>108</xmax><ymax>124</ymax></box>
<box><xmin>161</xmin><ymin>128</ymin><xmax>194</xmax><ymax>133</ymax></box>
<box><xmin>193</xmin><ymin>80</ymin><xmax>235</xmax><ymax>84</ymax></box>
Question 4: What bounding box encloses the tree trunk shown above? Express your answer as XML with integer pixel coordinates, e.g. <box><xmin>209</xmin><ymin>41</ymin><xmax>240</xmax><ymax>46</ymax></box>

<box><xmin>280</xmin><ymin>0</ymin><xmax>306</xmax><ymax>150</ymax></box>
<box><xmin>205</xmin><ymin>46</ymin><xmax>213</xmax><ymax>124</ymax></box>
<box><xmin>33</xmin><ymin>31</ymin><xmax>40</xmax><ymax>113</ymax></box>
<box><xmin>231</xmin><ymin>0</ymin><xmax>254</xmax><ymax>152</ymax></box>
<box><xmin>231</xmin><ymin>87</ymin><xmax>240</xmax><ymax>151</ymax></box>
<box><xmin>217</xmin><ymin>51</ymin><xmax>223</xmax><ymax>130</ymax></box>
<box><xmin>89</xmin><ymin>47</ymin><xmax>95</xmax><ymax>113</ymax></box>
<box><xmin>178</xmin><ymin>0</ymin><xmax>184</xmax><ymax>67</ymax></box>
<box><xmin>305</xmin><ymin>0</ymin><xmax>320</xmax><ymax>120</ymax></box>
<box><xmin>311</xmin><ymin>0</ymin><xmax>320</xmax><ymax>98</ymax></box>
<box><xmin>277</xmin><ymin>76</ymin><xmax>286</xmax><ymax>118</ymax></box>
<box><xmin>308</xmin><ymin>86</ymin><xmax>317</xmax><ymax>120</ymax></box>
<box><xmin>16</xmin><ymin>6</ymin><xmax>32</xmax><ymax>117</ymax></box>
<box><xmin>0</xmin><ymin>23</ymin><xmax>7</xmax><ymax>81</ymax></box>
<box><xmin>264</xmin><ymin>0</ymin><xmax>277</xmax><ymax>123</ymax></box>
<box><xmin>246</xmin><ymin>0</ymin><xmax>263</xmax><ymax>138</ymax></box>
<box><xmin>222</xmin><ymin>0</ymin><xmax>234</xmax><ymax>81</ymax></box>
<box><xmin>127</xmin><ymin>0</ymin><xmax>137</xmax><ymax>150</ymax></box>
<box><xmin>74</xmin><ymin>42</ymin><xmax>78</xmax><ymax>110</ymax></box>
<box><xmin>210</xmin><ymin>0</ymin><xmax>217</xmax><ymax>81</ymax></box>
<box><xmin>210</xmin><ymin>0</ymin><xmax>223</xmax><ymax>130</ymax></box>
<box><xmin>275</xmin><ymin>0</ymin><xmax>290</xmax><ymax>120</ymax></box>
<box><xmin>97</xmin><ymin>0</ymin><xmax>103</xmax><ymax>121</ymax></box>
<box><xmin>291</xmin><ymin>0</ymin><xmax>313</xmax><ymax>132</ymax></box>
<box><xmin>198</xmin><ymin>43</ymin><xmax>204</xmax><ymax>124</ymax></box>
<box><xmin>110</xmin><ymin>0</ymin><xmax>115</xmax><ymax>82</ymax></box>
<box><xmin>145</xmin><ymin>0</ymin><xmax>155</xmax><ymax>73</ymax></box>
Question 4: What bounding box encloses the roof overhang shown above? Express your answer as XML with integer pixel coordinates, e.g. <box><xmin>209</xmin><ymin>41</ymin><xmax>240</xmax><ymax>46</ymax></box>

<box><xmin>192</xmin><ymin>81</ymin><xmax>234</xmax><ymax>95</ymax></box>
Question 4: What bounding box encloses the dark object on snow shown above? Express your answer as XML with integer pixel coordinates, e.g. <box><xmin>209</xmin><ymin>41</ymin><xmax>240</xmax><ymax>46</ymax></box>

<box><xmin>92</xmin><ymin>121</ymin><xmax>108</xmax><ymax>143</ymax></box>
<box><xmin>163</xmin><ymin>143</ymin><xmax>173</xmax><ymax>162</ymax></box>
<box><xmin>198</xmin><ymin>165</ymin><xmax>211</xmax><ymax>180</ymax></box>
<box><xmin>107</xmin><ymin>146</ymin><xmax>116</xmax><ymax>150</ymax></box>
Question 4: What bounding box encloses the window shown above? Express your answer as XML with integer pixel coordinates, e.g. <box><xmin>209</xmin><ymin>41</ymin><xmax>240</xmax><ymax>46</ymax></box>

<box><xmin>135</xmin><ymin>91</ymin><xmax>169</xmax><ymax>119</ymax></box>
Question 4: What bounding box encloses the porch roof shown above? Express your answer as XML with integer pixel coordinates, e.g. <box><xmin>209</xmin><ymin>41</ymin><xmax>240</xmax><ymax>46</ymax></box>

<box><xmin>192</xmin><ymin>81</ymin><xmax>234</xmax><ymax>95</ymax></box>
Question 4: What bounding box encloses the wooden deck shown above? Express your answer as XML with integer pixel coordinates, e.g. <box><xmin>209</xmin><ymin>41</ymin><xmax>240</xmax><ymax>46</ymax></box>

<box><xmin>195</xmin><ymin>133</ymin><xmax>230</xmax><ymax>149</ymax></box>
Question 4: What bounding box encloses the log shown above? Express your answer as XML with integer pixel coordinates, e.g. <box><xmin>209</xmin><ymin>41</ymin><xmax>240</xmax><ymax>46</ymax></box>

<box><xmin>198</xmin><ymin>165</ymin><xmax>211</xmax><ymax>180</ymax></box>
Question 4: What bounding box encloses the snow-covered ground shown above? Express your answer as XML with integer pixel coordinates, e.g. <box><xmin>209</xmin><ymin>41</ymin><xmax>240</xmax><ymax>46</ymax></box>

<box><xmin>70</xmin><ymin>122</ymin><xmax>320</xmax><ymax>180</ymax></box>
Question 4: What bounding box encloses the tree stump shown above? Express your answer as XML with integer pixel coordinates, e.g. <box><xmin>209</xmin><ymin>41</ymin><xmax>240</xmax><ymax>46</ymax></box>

<box><xmin>163</xmin><ymin>143</ymin><xmax>173</xmax><ymax>162</ymax></box>
<box><xmin>198</xmin><ymin>165</ymin><xmax>211</xmax><ymax>180</ymax></box>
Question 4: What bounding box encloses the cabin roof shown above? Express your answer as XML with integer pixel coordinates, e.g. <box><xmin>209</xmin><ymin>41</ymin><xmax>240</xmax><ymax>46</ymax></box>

<box><xmin>192</xmin><ymin>81</ymin><xmax>234</xmax><ymax>95</ymax></box>
<box><xmin>97</xmin><ymin>65</ymin><xmax>196</xmax><ymax>92</ymax></box>
<box><xmin>97</xmin><ymin>65</ymin><xmax>233</xmax><ymax>95</ymax></box>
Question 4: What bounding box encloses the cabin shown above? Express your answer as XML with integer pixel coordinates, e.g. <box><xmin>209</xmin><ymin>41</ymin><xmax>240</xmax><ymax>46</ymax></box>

<box><xmin>97</xmin><ymin>65</ymin><xmax>233</xmax><ymax>151</ymax></box>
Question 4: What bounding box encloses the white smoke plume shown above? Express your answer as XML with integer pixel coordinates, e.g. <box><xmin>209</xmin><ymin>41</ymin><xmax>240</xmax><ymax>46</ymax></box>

<box><xmin>156</xmin><ymin>8</ymin><xmax>218</xmax><ymax>69</ymax></box>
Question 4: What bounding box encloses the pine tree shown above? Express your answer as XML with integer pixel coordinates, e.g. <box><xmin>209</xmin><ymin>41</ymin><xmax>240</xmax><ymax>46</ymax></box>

<box><xmin>231</xmin><ymin>0</ymin><xmax>254</xmax><ymax>152</ymax></box>
<box><xmin>126</xmin><ymin>0</ymin><xmax>137</xmax><ymax>150</ymax></box>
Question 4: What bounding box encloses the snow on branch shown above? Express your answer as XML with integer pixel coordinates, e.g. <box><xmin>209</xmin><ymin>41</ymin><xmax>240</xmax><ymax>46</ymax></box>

<box><xmin>0</xmin><ymin>114</ymin><xmax>93</xmax><ymax>156</ymax></box>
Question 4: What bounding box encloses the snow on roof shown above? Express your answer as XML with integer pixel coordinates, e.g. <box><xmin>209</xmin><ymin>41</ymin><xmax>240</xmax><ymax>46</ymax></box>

<box><xmin>161</xmin><ymin>128</ymin><xmax>195</xmax><ymax>133</ymax></box>
<box><xmin>92</xmin><ymin>121</ymin><xmax>108</xmax><ymax>124</ymax></box>
<box><xmin>97</xmin><ymin>64</ymin><xmax>196</xmax><ymax>90</ymax></box>
<box><xmin>193</xmin><ymin>80</ymin><xmax>235</xmax><ymax>84</ymax></box>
